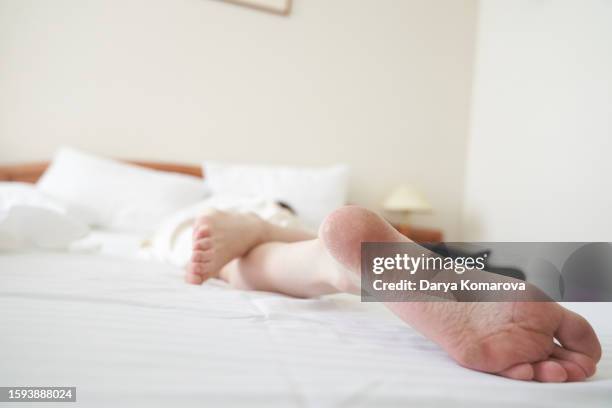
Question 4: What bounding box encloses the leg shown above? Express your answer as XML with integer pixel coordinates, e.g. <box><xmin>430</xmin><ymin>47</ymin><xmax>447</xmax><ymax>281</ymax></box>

<box><xmin>185</xmin><ymin>208</ymin><xmax>354</xmax><ymax>297</ymax></box>
<box><xmin>186</xmin><ymin>206</ymin><xmax>602</xmax><ymax>382</ymax></box>
<box><xmin>219</xmin><ymin>239</ymin><xmax>357</xmax><ymax>298</ymax></box>
<box><xmin>186</xmin><ymin>209</ymin><xmax>315</xmax><ymax>285</ymax></box>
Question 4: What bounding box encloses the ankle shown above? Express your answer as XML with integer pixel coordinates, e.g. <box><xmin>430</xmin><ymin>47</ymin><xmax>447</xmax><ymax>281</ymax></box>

<box><xmin>250</xmin><ymin>213</ymin><xmax>271</xmax><ymax>247</ymax></box>
<box><xmin>331</xmin><ymin>274</ymin><xmax>359</xmax><ymax>294</ymax></box>
<box><xmin>321</xmin><ymin>250</ymin><xmax>361</xmax><ymax>294</ymax></box>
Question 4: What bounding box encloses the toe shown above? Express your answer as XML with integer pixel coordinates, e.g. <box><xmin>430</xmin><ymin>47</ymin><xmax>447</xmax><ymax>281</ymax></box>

<box><xmin>188</xmin><ymin>262</ymin><xmax>216</xmax><ymax>283</ymax></box>
<box><xmin>533</xmin><ymin>360</ymin><xmax>568</xmax><ymax>383</ymax></box>
<box><xmin>192</xmin><ymin>249</ymin><xmax>214</xmax><ymax>263</ymax></box>
<box><xmin>552</xmin><ymin>345</ymin><xmax>597</xmax><ymax>378</ymax></box>
<box><xmin>185</xmin><ymin>268</ymin><xmax>204</xmax><ymax>285</ymax></box>
<box><xmin>550</xmin><ymin>358</ymin><xmax>587</xmax><ymax>382</ymax></box>
<box><xmin>556</xmin><ymin>308</ymin><xmax>602</xmax><ymax>362</ymax></box>
<box><xmin>193</xmin><ymin>238</ymin><xmax>213</xmax><ymax>251</ymax></box>
<box><xmin>193</xmin><ymin>225</ymin><xmax>211</xmax><ymax>240</ymax></box>
<box><xmin>190</xmin><ymin>262</ymin><xmax>206</xmax><ymax>276</ymax></box>
<box><xmin>498</xmin><ymin>363</ymin><xmax>534</xmax><ymax>381</ymax></box>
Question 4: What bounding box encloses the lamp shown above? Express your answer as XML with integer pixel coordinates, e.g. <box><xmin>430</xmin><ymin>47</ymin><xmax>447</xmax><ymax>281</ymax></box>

<box><xmin>383</xmin><ymin>185</ymin><xmax>431</xmax><ymax>225</ymax></box>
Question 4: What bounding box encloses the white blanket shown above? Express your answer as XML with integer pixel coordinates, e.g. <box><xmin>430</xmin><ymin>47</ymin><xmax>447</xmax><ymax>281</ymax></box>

<box><xmin>1</xmin><ymin>250</ymin><xmax>611</xmax><ymax>408</ymax></box>
<box><xmin>0</xmin><ymin>182</ymin><xmax>88</xmax><ymax>250</ymax></box>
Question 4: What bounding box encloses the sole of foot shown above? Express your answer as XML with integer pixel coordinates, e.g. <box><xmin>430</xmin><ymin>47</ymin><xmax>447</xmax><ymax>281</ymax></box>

<box><xmin>319</xmin><ymin>206</ymin><xmax>602</xmax><ymax>382</ymax></box>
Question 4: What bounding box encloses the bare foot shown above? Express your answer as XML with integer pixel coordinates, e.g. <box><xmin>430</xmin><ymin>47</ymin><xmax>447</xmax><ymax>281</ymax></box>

<box><xmin>186</xmin><ymin>210</ymin><xmax>266</xmax><ymax>284</ymax></box>
<box><xmin>319</xmin><ymin>206</ymin><xmax>602</xmax><ymax>382</ymax></box>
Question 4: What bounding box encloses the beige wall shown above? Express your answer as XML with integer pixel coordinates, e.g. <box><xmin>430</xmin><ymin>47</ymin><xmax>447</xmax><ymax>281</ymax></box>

<box><xmin>0</xmin><ymin>0</ymin><xmax>477</xmax><ymax>240</ymax></box>
<box><xmin>463</xmin><ymin>0</ymin><xmax>612</xmax><ymax>241</ymax></box>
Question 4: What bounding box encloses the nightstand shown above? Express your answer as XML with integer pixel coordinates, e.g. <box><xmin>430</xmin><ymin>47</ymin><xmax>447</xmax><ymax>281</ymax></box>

<box><xmin>394</xmin><ymin>224</ymin><xmax>444</xmax><ymax>243</ymax></box>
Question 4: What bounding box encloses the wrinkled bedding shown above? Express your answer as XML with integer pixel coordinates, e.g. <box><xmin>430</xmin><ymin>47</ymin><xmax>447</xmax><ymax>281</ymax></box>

<box><xmin>1</xmin><ymin>249</ymin><xmax>611</xmax><ymax>408</ymax></box>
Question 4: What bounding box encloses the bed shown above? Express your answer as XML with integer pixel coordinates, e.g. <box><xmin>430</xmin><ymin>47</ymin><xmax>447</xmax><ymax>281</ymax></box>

<box><xmin>1</xmin><ymin>161</ymin><xmax>611</xmax><ymax>408</ymax></box>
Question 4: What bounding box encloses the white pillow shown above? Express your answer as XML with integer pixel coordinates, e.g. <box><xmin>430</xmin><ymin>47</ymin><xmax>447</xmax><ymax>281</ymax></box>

<box><xmin>202</xmin><ymin>161</ymin><xmax>349</xmax><ymax>228</ymax></box>
<box><xmin>0</xmin><ymin>182</ymin><xmax>88</xmax><ymax>250</ymax></box>
<box><xmin>37</xmin><ymin>147</ymin><xmax>208</xmax><ymax>233</ymax></box>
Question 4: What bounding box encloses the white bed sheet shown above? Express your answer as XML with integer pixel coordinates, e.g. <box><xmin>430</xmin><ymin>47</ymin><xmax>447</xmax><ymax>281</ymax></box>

<box><xmin>1</xmin><ymin>245</ymin><xmax>611</xmax><ymax>408</ymax></box>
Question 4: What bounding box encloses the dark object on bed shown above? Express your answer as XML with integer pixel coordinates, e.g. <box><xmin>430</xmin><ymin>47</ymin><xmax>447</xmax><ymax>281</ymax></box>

<box><xmin>561</xmin><ymin>242</ymin><xmax>612</xmax><ymax>301</ymax></box>
<box><xmin>275</xmin><ymin>201</ymin><xmax>297</xmax><ymax>215</ymax></box>
<box><xmin>422</xmin><ymin>243</ymin><xmax>526</xmax><ymax>281</ymax></box>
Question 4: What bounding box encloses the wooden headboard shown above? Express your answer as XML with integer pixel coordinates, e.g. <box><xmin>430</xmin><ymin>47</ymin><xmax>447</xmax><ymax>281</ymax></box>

<box><xmin>0</xmin><ymin>161</ymin><xmax>203</xmax><ymax>183</ymax></box>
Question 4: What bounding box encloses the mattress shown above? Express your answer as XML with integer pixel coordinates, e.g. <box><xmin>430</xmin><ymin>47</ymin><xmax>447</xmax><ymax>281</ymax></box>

<box><xmin>1</xmin><ymin>237</ymin><xmax>611</xmax><ymax>407</ymax></box>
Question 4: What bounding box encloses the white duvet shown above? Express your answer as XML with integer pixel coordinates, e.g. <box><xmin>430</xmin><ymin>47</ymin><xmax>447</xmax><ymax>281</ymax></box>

<box><xmin>0</xmin><ymin>182</ymin><xmax>89</xmax><ymax>251</ymax></box>
<box><xmin>1</xmin><ymin>246</ymin><xmax>611</xmax><ymax>407</ymax></box>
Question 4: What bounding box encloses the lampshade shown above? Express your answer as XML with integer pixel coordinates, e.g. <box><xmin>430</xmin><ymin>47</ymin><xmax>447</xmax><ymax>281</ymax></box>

<box><xmin>383</xmin><ymin>185</ymin><xmax>431</xmax><ymax>212</ymax></box>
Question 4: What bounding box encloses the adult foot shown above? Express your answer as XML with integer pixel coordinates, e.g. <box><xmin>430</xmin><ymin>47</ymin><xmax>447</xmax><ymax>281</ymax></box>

<box><xmin>186</xmin><ymin>210</ymin><xmax>266</xmax><ymax>284</ymax></box>
<box><xmin>319</xmin><ymin>206</ymin><xmax>602</xmax><ymax>382</ymax></box>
